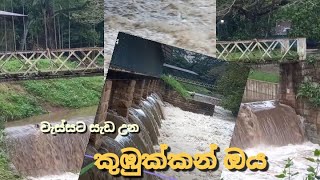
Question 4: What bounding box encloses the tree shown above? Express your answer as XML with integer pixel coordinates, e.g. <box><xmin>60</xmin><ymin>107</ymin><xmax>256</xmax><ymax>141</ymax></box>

<box><xmin>275</xmin><ymin>0</ymin><xmax>320</xmax><ymax>41</ymax></box>
<box><xmin>214</xmin><ymin>63</ymin><xmax>249</xmax><ymax>116</ymax></box>
<box><xmin>216</xmin><ymin>0</ymin><xmax>319</xmax><ymax>41</ymax></box>
<box><xmin>0</xmin><ymin>0</ymin><xmax>104</xmax><ymax>51</ymax></box>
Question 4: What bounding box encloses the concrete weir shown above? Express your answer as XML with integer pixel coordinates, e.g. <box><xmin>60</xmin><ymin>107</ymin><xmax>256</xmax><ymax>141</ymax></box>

<box><xmin>79</xmin><ymin>69</ymin><xmax>218</xmax><ymax>180</ymax></box>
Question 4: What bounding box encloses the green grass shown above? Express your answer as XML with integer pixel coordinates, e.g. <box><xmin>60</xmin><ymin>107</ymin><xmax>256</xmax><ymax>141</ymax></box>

<box><xmin>0</xmin><ymin>76</ymin><xmax>104</xmax><ymax>122</ymax></box>
<box><xmin>0</xmin><ymin>85</ymin><xmax>44</xmax><ymax>122</ymax></box>
<box><xmin>180</xmin><ymin>82</ymin><xmax>212</xmax><ymax>96</ymax></box>
<box><xmin>0</xmin><ymin>155</ymin><xmax>20</xmax><ymax>180</ymax></box>
<box><xmin>0</xmin><ymin>58</ymin><xmax>78</xmax><ymax>72</ymax></box>
<box><xmin>0</xmin><ymin>59</ymin><xmax>105</xmax><ymax>178</ymax></box>
<box><xmin>161</xmin><ymin>75</ymin><xmax>191</xmax><ymax>98</ymax></box>
<box><xmin>0</xmin><ymin>124</ymin><xmax>21</xmax><ymax>179</ymax></box>
<box><xmin>0</xmin><ymin>57</ymin><xmax>104</xmax><ymax>73</ymax></box>
<box><xmin>248</xmin><ymin>70</ymin><xmax>280</xmax><ymax>83</ymax></box>
<box><xmin>21</xmin><ymin>77</ymin><xmax>104</xmax><ymax>108</ymax></box>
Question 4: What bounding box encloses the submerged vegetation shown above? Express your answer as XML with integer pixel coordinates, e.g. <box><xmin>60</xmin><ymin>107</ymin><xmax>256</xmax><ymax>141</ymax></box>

<box><xmin>180</xmin><ymin>82</ymin><xmax>212</xmax><ymax>96</ymax></box>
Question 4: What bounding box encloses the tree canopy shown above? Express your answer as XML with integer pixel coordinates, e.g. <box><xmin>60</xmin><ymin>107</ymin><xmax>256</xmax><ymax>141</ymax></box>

<box><xmin>217</xmin><ymin>0</ymin><xmax>320</xmax><ymax>42</ymax></box>
<box><xmin>0</xmin><ymin>0</ymin><xmax>103</xmax><ymax>51</ymax></box>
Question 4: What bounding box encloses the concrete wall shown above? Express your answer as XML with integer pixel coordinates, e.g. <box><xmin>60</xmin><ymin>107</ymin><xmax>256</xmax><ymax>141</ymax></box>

<box><xmin>190</xmin><ymin>92</ymin><xmax>221</xmax><ymax>106</ymax></box>
<box><xmin>159</xmin><ymin>81</ymin><xmax>216</xmax><ymax>116</ymax></box>
<box><xmin>89</xmin><ymin>78</ymin><xmax>217</xmax><ymax>148</ymax></box>
<box><xmin>243</xmin><ymin>79</ymin><xmax>279</xmax><ymax>102</ymax></box>
<box><xmin>279</xmin><ymin>61</ymin><xmax>320</xmax><ymax>144</ymax></box>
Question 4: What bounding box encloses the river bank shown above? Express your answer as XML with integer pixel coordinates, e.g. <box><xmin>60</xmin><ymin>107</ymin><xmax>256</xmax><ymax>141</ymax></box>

<box><xmin>0</xmin><ymin>76</ymin><xmax>104</xmax><ymax>180</ymax></box>
<box><xmin>0</xmin><ymin>76</ymin><xmax>104</xmax><ymax>122</ymax></box>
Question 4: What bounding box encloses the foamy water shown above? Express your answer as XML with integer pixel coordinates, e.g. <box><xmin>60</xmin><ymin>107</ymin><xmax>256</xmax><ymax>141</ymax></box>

<box><xmin>24</xmin><ymin>103</ymin><xmax>234</xmax><ymax>180</ymax></box>
<box><xmin>105</xmin><ymin>0</ymin><xmax>216</xmax><ymax>66</ymax></box>
<box><xmin>221</xmin><ymin>142</ymin><xmax>320</xmax><ymax>180</ymax></box>
<box><xmin>155</xmin><ymin>102</ymin><xmax>235</xmax><ymax>180</ymax></box>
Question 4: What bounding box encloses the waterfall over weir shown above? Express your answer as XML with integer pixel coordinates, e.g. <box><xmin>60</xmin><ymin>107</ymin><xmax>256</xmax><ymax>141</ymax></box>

<box><xmin>4</xmin><ymin>93</ymin><xmax>164</xmax><ymax>179</ymax></box>
<box><xmin>230</xmin><ymin>100</ymin><xmax>305</xmax><ymax>149</ymax></box>
<box><xmin>4</xmin><ymin>118</ymin><xmax>93</xmax><ymax>177</ymax></box>
<box><xmin>80</xmin><ymin>93</ymin><xmax>165</xmax><ymax>180</ymax></box>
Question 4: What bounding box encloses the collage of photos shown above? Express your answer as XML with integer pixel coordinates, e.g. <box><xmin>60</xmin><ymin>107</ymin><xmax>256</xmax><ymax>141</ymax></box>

<box><xmin>0</xmin><ymin>0</ymin><xmax>320</xmax><ymax>180</ymax></box>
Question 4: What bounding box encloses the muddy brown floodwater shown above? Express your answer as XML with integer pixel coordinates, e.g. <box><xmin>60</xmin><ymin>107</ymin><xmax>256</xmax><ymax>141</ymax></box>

<box><xmin>105</xmin><ymin>0</ymin><xmax>216</xmax><ymax>64</ymax></box>
<box><xmin>155</xmin><ymin>102</ymin><xmax>235</xmax><ymax>180</ymax></box>
<box><xmin>6</xmin><ymin>102</ymin><xmax>235</xmax><ymax>180</ymax></box>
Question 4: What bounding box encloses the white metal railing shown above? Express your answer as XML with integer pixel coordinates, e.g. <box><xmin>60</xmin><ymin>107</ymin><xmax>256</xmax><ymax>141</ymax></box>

<box><xmin>0</xmin><ymin>47</ymin><xmax>104</xmax><ymax>81</ymax></box>
<box><xmin>216</xmin><ymin>38</ymin><xmax>306</xmax><ymax>62</ymax></box>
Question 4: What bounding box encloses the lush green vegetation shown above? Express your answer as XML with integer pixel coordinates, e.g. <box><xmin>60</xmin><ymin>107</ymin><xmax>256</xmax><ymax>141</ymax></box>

<box><xmin>161</xmin><ymin>75</ymin><xmax>191</xmax><ymax>99</ymax></box>
<box><xmin>180</xmin><ymin>82</ymin><xmax>212</xmax><ymax>96</ymax></box>
<box><xmin>0</xmin><ymin>0</ymin><xmax>103</xmax><ymax>51</ymax></box>
<box><xmin>0</xmin><ymin>120</ymin><xmax>20</xmax><ymax>180</ymax></box>
<box><xmin>248</xmin><ymin>70</ymin><xmax>280</xmax><ymax>83</ymax></box>
<box><xmin>217</xmin><ymin>0</ymin><xmax>320</xmax><ymax>42</ymax></box>
<box><xmin>0</xmin><ymin>84</ymin><xmax>44</xmax><ymax>122</ymax></box>
<box><xmin>0</xmin><ymin>156</ymin><xmax>19</xmax><ymax>180</ymax></box>
<box><xmin>22</xmin><ymin>77</ymin><xmax>104</xmax><ymax>108</ymax></box>
<box><xmin>297</xmin><ymin>82</ymin><xmax>320</xmax><ymax>108</ymax></box>
<box><xmin>0</xmin><ymin>77</ymin><xmax>104</xmax><ymax>122</ymax></box>
<box><xmin>214</xmin><ymin>63</ymin><xmax>250</xmax><ymax>116</ymax></box>
<box><xmin>1</xmin><ymin>57</ymin><xmax>104</xmax><ymax>73</ymax></box>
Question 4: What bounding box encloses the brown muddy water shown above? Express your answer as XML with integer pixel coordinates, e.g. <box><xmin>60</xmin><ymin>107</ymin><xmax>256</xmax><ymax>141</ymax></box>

<box><xmin>6</xmin><ymin>106</ymin><xmax>98</xmax><ymax>128</ymax></box>
<box><xmin>105</xmin><ymin>0</ymin><xmax>216</xmax><ymax>62</ymax></box>
<box><xmin>231</xmin><ymin>100</ymin><xmax>305</xmax><ymax>149</ymax></box>
<box><xmin>223</xmin><ymin>100</ymin><xmax>320</xmax><ymax>180</ymax></box>
<box><xmin>4</xmin><ymin>106</ymin><xmax>97</xmax><ymax>179</ymax></box>
<box><xmin>6</xmin><ymin>93</ymin><xmax>236</xmax><ymax>180</ymax></box>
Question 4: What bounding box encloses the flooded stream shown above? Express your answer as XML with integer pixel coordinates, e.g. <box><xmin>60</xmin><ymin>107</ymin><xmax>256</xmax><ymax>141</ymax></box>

<box><xmin>105</xmin><ymin>0</ymin><xmax>216</xmax><ymax>61</ymax></box>
<box><xmin>230</xmin><ymin>101</ymin><xmax>305</xmax><ymax>149</ymax></box>
<box><xmin>221</xmin><ymin>142</ymin><xmax>320</xmax><ymax>180</ymax></box>
<box><xmin>4</xmin><ymin>106</ymin><xmax>97</xmax><ymax>179</ymax></box>
<box><xmin>10</xmin><ymin>96</ymin><xmax>306</xmax><ymax>180</ymax></box>
<box><xmin>223</xmin><ymin>100</ymin><xmax>319</xmax><ymax>179</ymax></box>
<box><xmin>155</xmin><ymin>103</ymin><xmax>235</xmax><ymax>180</ymax></box>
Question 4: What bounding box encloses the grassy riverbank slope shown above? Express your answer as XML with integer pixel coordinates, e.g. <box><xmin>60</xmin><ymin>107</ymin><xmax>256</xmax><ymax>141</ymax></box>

<box><xmin>0</xmin><ymin>76</ymin><xmax>104</xmax><ymax>122</ymax></box>
<box><xmin>0</xmin><ymin>76</ymin><xmax>104</xmax><ymax>179</ymax></box>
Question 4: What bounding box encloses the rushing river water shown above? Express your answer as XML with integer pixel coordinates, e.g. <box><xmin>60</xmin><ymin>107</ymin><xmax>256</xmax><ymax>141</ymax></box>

<box><xmin>105</xmin><ymin>0</ymin><xmax>216</xmax><ymax>61</ymax></box>
<box><xmin>224</xmin><ymin>100</ymin><xmax>319</xmax><ymax>180</ymax></box>
<box><xmin>4</xmin><ymin>106</ymin><xmax>97</xmax><ymax>179</ymax></box>
<box><xmin>231</xmin><ymin>101</ymin><xmax>305</xmax><ymax>149</ymax></box>
<box><xmin>5</xmin><ymin>93</ymin><xmax>236</xmax><ymax>180</ymax></box>
<box><xmin>155</xmin><ymin>103</ymin><xmax>235</xmax><ymax>180</ymax></box>
<box><xmin>7</xmin><ymin>97</ymin><xmax>316</xmax><ymax>180</ymax></box>
<box><xmin>221</xmin><ymin>142</ymin><xmax>320</xmax><ymax>180</ymax></box>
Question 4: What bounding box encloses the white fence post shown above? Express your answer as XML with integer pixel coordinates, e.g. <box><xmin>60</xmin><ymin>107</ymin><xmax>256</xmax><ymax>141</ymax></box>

<box><xmin>297</xmin><ymin>38</ymin><xmax>307</xmax><ymax>60</ymax></box>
